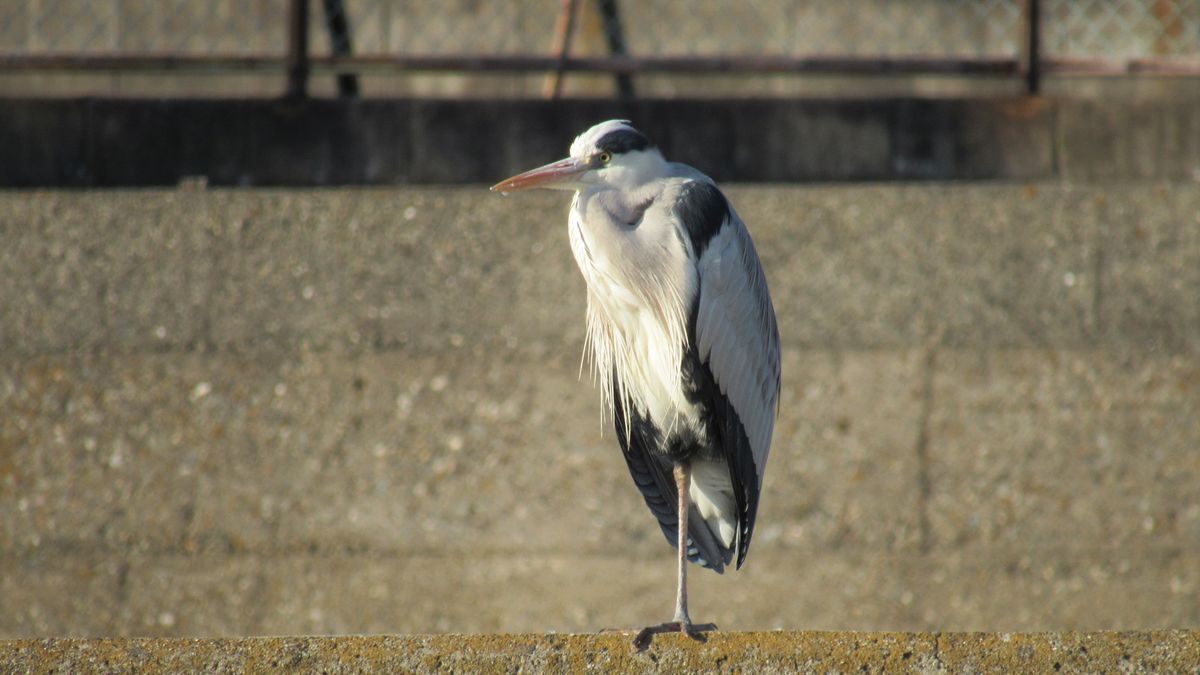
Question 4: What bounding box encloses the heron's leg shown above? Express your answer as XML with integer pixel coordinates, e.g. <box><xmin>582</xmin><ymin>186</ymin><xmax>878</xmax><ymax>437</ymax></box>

<box><xmin>672</xmin><ymin>460</ymin><xmax>691</xmax><ymax>624</ymax></box>
<box><xmin>627</xmin><ymin>461</ymin><xmax>717</xmax><ymax>650</ymax></box>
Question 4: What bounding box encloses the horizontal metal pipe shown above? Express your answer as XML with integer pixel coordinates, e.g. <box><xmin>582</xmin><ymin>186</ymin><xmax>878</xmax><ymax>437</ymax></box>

<box><xmin>316</xmin><ymin>54</ymin><xmax>1023</xmax><ymax>75</ymax></box>
<box><xmin>0</xmin><ymin>53</ymin><xmax>1196</xmax><ymax>77</ymax></box>
<box><xmin>1040</xmin><ymin>56</ymin><xmax>1200</xmax><ymax>76</ymax></box>
<box><xmin>0</xmin><ymin>54</ymin><xmax>286</xmax><ymax>72</ymax></box>
<box><xmin>0</xmin><ymin>53</ymin><xmax>1018</xmax><ymax>75</ymax></box>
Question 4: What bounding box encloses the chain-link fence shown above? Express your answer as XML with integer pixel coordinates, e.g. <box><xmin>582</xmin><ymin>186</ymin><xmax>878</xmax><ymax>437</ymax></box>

<box><xmin>1045</xmin><ymin>0</ymin><xmax>1200</xmax><ymax>58</ymax></box>
<box><xmin>0</xmin><ymin>1</ymin><xmax>283</xmax><ymax>55</ymax></box>
<box><xmin>1</xmin><ymin>0</ymin><xmax>1197</xmax><ymax>97</ymax></box>
<box><xmin>307</xmin><ymin>1</ymin><xmax>1027</xmax><ymax>58</ymax></box>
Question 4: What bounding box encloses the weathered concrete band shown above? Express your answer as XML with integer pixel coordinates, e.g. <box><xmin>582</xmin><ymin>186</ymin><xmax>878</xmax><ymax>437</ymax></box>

<box><xmin>2</xmin><ymin>97</ymin><xmax>1198</xmax><ymax>186</ymax></box>
<box><xmin>4</xmin><ymin>632</ymin><xmax>1199</xmax><ymax>672</ymax></box>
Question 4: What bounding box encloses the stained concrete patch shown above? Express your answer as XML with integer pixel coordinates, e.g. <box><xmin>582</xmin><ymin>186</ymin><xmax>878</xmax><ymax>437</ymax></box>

<box><xmin>928</xmin><ymin>350</ymin><xmax>1200</xmax><ymax>551</ymax></box>
<box><xmin>0</xmin><ymin>554</ymin><xmax>126</xmax><ymax>638</ymax></box>
<box><xmin>1058</xmin><ymin>100</ymin><xmax>1200</xmax><ymax>181</ymax></box>
<box><xmin>1097</xmin><ymin>185</ymin><xmax>1200</xmax><ymax>351</ymax></box>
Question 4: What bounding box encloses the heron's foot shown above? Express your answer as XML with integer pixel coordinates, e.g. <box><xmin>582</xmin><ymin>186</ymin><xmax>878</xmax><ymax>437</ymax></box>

<box><xmin>630</xmin><ymin>620</ymin><xmax>718</xmax><ymax>651</ymax></box>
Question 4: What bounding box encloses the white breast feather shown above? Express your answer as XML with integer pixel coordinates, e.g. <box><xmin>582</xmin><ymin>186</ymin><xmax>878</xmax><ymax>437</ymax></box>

<box><xmin>568</xmin><ymin>193</ymin><xmax>699</xmax><ymax>438</ymax></box>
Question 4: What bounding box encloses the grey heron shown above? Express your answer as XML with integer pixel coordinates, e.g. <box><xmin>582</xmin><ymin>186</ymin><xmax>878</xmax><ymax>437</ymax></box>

<box><xmin>492</xmin><ymin>120</ymin><xmax>780</xmax><ymax>647</ymax></box>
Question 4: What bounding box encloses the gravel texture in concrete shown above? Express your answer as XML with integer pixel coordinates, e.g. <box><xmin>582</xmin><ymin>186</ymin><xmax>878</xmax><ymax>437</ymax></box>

<box><xmin>1</xmin><ymin>185</ymin><xmax>1197</xmax><ymax>639</ymax></box>
<box><xmin>3</xmin><ymin>631</ymin><xmax>1199</xmax><ymax>673</ymax></box>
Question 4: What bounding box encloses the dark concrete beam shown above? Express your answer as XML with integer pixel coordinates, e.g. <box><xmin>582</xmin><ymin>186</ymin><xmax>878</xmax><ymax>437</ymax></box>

<box><xmin>4</xmin><ymin>96</ymin><xmax>1194</xmax><ymax>187</ymax></box>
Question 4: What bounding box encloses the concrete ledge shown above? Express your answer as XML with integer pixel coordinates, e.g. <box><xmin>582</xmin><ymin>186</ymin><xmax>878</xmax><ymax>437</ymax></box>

<box><xmin>2</xmin><ymin>97</ymin><xmax>1198</xmax><ymax>186</ymax></box>
<box><xmin>3</xmin><ymin>632</ymin><xmax>1198</xmax><ymax>672</ymax></box>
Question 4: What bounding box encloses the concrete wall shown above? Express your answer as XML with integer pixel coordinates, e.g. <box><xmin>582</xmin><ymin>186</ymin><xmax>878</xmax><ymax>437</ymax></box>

<box><xmin>2</xmin><ymin>98</ymin><xmax>1199</xmax><ymax>186</ymax></box>
<box><xmin>1</xmin><ymin>183</ymin><xmax>1197</xmax><ymax>638</ymax></box>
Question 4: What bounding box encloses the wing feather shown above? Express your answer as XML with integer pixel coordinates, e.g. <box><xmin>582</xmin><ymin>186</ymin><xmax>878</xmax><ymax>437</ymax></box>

<box><xmin>695</xmin><ymin>206</ymin><xmax>780</xmax><ymax>489</ymax></box>
<box><xmin>675</xmin><ymin>180</ymin><xmax>781</xmax><ymax>568</ymax></box>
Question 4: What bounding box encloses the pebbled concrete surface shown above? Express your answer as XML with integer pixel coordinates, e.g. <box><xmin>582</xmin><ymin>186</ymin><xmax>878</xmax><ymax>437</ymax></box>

<box><xmin>2</xmin><ymin>631</ymin><xmax>1199</xmax><ymax>673</ymax></box>
<box><xmin>1</xmin><ymin>184</ymin><xmax>1198</xmax><ymax>639</ymax></box>
<box><xmin>3</xmin><ymin>184</ymin><xmax>1198</xmax><ymax>355</ymax></box>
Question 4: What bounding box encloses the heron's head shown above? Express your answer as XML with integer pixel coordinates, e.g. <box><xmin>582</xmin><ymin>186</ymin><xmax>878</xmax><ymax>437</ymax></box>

<box><xmin>491</xmin><ymin>120</ymin><xmax>666</xmax><ymax>194</ymax></box>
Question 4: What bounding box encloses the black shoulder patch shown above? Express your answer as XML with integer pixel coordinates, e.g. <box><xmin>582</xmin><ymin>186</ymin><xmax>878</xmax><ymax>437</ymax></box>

<box><xmin>674</xmin><ymin>181</ymin><xmax>729</xmax><ymax>258</ymax></box>
<box><xmin>595</xmin><ymin>128</ymin><xmax>650</xmax><ymax>154</ymax></box>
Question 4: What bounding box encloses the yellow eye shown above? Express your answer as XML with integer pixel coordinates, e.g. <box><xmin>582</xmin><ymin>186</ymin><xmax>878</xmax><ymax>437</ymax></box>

<box><xmin>598</xmin><ymin>152</ymin><xmax>612</xmax><ymax>164</ymax></box>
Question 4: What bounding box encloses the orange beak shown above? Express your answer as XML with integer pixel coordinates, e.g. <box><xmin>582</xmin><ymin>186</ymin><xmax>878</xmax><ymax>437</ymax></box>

<box><xmin>490</xmin><ymin>157</ymin><xmax>590</xmax><ymax>193</ymax></box>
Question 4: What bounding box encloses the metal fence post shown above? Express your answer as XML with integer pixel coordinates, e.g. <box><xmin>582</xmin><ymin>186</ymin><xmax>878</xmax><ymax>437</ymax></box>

<box><xmin>544</xmin><ymin>0</ymin><xmax>580</xmax><ymax>99</ymax></box>
<box><xmin>322</xmin><ymin>0</ymin><xmax>359</xmax><ymax>98</ymax></box>
<box><xmin>1024</xmin><ymin>0</ymin><xmax>1041</xmax><ymax>94</ymax></box>
<box><xmin>596</xmin><ymin>0</ymin><xmax>635</xmax><ymax>99</ymax></box>
<box><xmin>286</xmin><ymin>0</ymin><xmax>310</xmax><ymax>99</ymax></box>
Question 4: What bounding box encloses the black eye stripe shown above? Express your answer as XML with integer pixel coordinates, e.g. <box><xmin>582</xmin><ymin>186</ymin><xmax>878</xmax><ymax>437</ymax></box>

<box><xmin>595</xmin><ymin>128</ymin><xmax>650</xmax><ymax>155</ymax></box>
